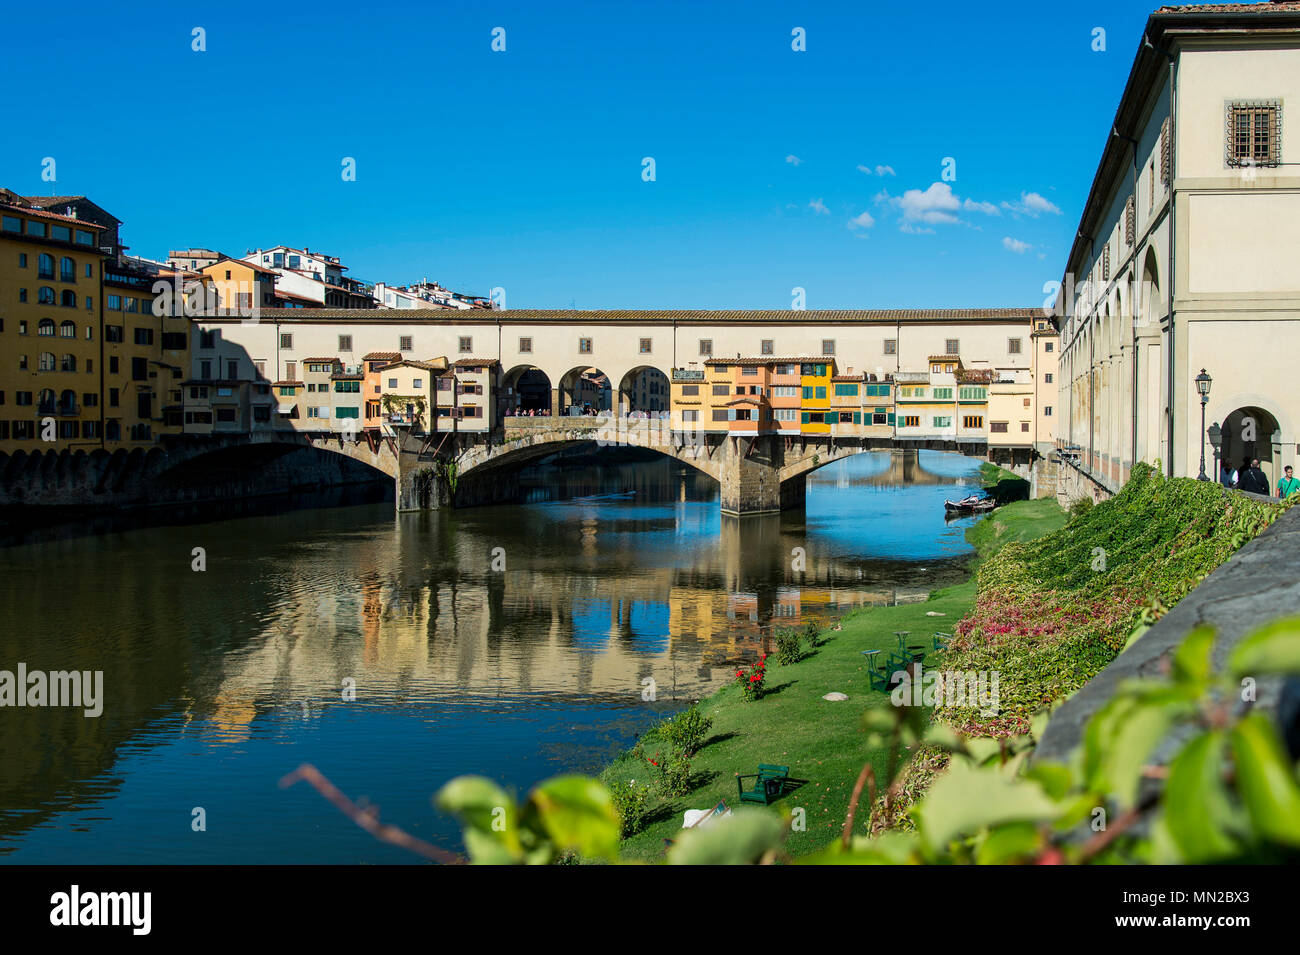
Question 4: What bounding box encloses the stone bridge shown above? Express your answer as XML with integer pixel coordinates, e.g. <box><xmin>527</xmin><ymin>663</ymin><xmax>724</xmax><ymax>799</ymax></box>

<box><xmin>0</xmin><ymin>431</ymin><xmax>399</xmax><ymax>511</ymax></box>
<box><xmin>395</xmin><ymin>416</ymin><xmax>988</xmax><ymax>516</ymax></box>
<box><xmin>0</xmin><ymin>422</ymin><xmax>986</xmax><ymax>517</ymax></box>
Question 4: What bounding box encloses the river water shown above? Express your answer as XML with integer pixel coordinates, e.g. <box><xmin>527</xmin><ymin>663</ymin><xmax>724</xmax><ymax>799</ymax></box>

<box><xmin>0</xmin><ymin>449</ymin><xmax>984</xmax><ymax>863</ymax></box>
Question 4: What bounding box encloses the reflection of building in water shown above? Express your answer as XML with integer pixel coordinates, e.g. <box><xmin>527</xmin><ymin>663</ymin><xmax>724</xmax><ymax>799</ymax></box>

<box><xmin>205</xmin><ymin>510</ymin><xmax>956</xmax><ymax>723</ymax></box>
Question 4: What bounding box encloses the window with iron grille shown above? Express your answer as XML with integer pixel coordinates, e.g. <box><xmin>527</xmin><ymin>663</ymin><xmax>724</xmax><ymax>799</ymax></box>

<box><xmin>1008</xmin><ymin>338</ymin><xmax>1022</xmax><ymax>355</ymax></box>
<box><xmin>698</xmin><ymin>339</ymin><xmax>712</xmax><ymax>356</ymax></box>
<box><xmin>400</xmin><ymin>335</ymin><xmax>413</xmax><ymax>351</ymax></box>
<box><xmin>883</xmin><ymin>339</ymin><xmax>897</xmax><ymax>355</ymax></box>
<box><xmin>459</xmin><ymin>336</ymin><xmax>472</xmax><ymax>353</ymax></box>
<box><xmin>761</xmin><ymin>339</ymin><xmax>774</xmax><ymax>355</ymax></box>
<box><xmin>1226</xmin><ymin>101</ymin><xmax>1280</xmax><ymax>167</ymax></box>
<box><xmin>518</xmin><ymin>337</ymin><xmax>532</xmax><ymax>353</ymax></box>
<box><xmin>280</xmin><ymin>333</ymin><xmax>293</xmax><ymax>349</ymax></box>
<box><xmin>945</xmin><ymin>338</ymin><xmax>959</xmax><ymax>355</ymax></box>
<box><xmin>821</xmin><ymin>339</ymin><xmax>835</xmax><ymax>355</ymax></box>
<box><xmin>639</xmin><ymin>338</ymin><xmax>652</xmax><ymax>354</ymax></box>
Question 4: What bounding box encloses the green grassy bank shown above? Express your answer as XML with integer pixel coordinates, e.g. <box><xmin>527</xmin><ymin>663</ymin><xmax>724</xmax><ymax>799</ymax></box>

<box><xmin>603</xmin><ymin>495</ymin><xmax>1067</xmax><ymax>860</ymax></box>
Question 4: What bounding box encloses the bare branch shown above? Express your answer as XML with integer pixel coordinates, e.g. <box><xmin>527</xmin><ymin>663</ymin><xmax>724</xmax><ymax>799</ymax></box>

<box><xmin>280</xmin><ymin>763</ymin><xmax>463</xmax><ymax>865</ymax></box>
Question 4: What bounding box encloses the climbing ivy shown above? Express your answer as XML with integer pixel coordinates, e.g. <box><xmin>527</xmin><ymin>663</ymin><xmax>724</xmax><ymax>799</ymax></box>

<box><xmin>939</xmin><ymin>462</ymin><xmax>1288</xmax><ymax>734</ymax></box>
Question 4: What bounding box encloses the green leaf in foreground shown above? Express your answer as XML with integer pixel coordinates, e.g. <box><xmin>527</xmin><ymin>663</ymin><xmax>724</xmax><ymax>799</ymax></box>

<box><xmin>434</xmin><ymin>775</ymin><xmax>521</xmax><ymax>864</ymax></box>
<box><xmin>525</xmin><ymin>775</ymin><xmax>621</xmax><ymax>862</ymax></box>
<box><xmin>1160</xmin><ymin>731</ymin><xmax>1243</xmax><ymax>862</ymax></box>
<box><xmin>666</xmin><ymin>810</ymin><xmax>786</xmax><ymax>865</ymax></box>
<box><xmin>912</xmin><ymin>758</ymin><xmax>1059</xmax><ymax>854</ymax></box>
<box><xmin>1227</xmin><ymin>618</ymin><xmax>1300</xmax><ymax>680</ymax></box>
<box><xmin>1229</xmin><ymin>712</ymin><xmax>1300</xmax><ymax>848</ymax></box>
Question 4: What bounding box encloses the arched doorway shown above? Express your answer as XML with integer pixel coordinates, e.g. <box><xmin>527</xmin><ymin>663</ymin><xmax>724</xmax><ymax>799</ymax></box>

<box><xmin>558</xmin><ymin>367</ymin><xmax>612</xmax><ymax>416</ymax></box>
<box><xmin>502</xmin><ymin>365</ymin><xmax>552</xmax><ymax>415</ymax></box>
<box><xmin>617</xmin><ymin>366</ymin><xmax>670</xmax><ymax>416</ymax></box>
<box><xmin>1218</xmin><ymin>406</ymin><xmax>1281</xmax><ymax>489</ymax></box>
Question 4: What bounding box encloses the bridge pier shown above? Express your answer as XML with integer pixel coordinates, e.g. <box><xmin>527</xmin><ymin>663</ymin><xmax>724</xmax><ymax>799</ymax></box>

<box><xmin>718</xmin><ymin>434</ymin><xmax>805</xmax><ymax>517</ymax></box>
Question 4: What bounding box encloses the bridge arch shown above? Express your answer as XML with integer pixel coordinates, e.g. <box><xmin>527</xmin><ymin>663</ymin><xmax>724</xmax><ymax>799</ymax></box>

<box><xmin>557</xmin><ymin>365</ymin><xmax>613</xmax><ymax>415</ymax></box>
<box><xmin>502</xmin><ymin>364</ymin><xmax>553</xmax><ymax>414</ymax></box>
<box><xmin>617</xmin><ymin>365</ymin><xmax>671</xmax><ymax>415</ymax></box>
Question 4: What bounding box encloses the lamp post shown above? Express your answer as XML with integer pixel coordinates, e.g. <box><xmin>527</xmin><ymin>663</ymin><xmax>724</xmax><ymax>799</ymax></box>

<box><xmin>1208</xmin><ymin>422</ymin><xmax>1222</xmax><ymax>485</ymax></box>
<box><xmin>1195</xmin><ymin>369</ymin><xmax>1213</xmax><ymax>481</ymax></box>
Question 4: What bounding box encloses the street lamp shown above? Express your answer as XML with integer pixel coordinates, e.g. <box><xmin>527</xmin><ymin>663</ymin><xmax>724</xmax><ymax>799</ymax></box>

<box><xmin>1208</xmin><ymin>421</ymin><xmax>1222</xmax><ymax>485</ymax></box>
<box><xmin>1195</xmin><ymin>369</ymin><xmax>1213</xmax><ymax>481</ymax></box>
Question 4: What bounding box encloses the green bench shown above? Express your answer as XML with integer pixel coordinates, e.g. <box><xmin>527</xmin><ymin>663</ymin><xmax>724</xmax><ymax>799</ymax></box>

<box><xmin>737</xmin><ymin>764</ymin><xmax>790</xmax><ymax>805</ymax></box>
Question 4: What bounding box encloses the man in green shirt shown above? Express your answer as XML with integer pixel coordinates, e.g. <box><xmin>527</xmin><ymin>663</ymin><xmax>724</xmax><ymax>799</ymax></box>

<box><xmin>1278</xmin><ymin>465</ymin><xmax>1300</xmax><ymax>499</ymax></box>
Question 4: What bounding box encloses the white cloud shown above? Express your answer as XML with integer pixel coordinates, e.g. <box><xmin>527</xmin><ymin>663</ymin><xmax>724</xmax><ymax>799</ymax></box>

<box><xmin>1002</xmin><ymin>191</ymin><xmax>1062</xmax><ymax>217</ymax></box>
<box><xmin>1002</xmin><ymin>236</ymin><xmax>1032</xmax><ymax>254</ymax></box>
<box><xmin>785</xmin><ymin>154</ymin><xmax>803</xmax><ymax>166</ymax></box>
<box><xmin>847</xmin><ymin>210</ymin><xmax>875</xmax><ymax>230</ymax></box>
<box><xmin>893</xmin><ymin>182</ymin><xmax>962</xmax><ymax>225</ymax></box>
<box><xmin>963</xmin><ymin>198</ymin><xmax>1000</xmax><ymax>216</ymax></box>
<box><xmin>808</xmin><ymin>197</ymin><xmax>830</xmax><ymax>215</ymax></box>
<box><xmin>857</xmin><ymin>164</ymin><xmax>896</xmax><ymax>176</ymax></box>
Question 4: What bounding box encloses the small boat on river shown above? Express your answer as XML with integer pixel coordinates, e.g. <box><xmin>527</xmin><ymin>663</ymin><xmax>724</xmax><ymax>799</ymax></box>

<box><xmin>944</xmin><ymin>494</ymin><xmax>995</xmax><ymax>514</ymax></box>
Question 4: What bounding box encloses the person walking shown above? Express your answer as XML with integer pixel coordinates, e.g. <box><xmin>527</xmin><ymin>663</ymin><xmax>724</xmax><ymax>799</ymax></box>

<box><xmin>1239</xmin><ymin>458</ymin><xmax>1270</xmax><ymax>495</ymax></box>
<box><xmin>1278</xmin><ymin>464</ymin><xmax>1300</xmax><ymax>499</ymax></box>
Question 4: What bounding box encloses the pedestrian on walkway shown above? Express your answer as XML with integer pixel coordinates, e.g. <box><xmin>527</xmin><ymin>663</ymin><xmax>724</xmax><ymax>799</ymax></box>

<box><xmin>1278</xmin><ymin>465</ymin><xmax>1300</xmax><ymax>499</ymax></box>
<box><xmin>1239</xmin><ymin>458</ymin><xmax>1270</xmax><ymax>495</ymax></box>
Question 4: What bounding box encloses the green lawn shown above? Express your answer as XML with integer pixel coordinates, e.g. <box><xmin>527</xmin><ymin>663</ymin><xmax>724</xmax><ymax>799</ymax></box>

<box><xmin>604</xmin><ymin>495</ymin><xmax>1067</xmax><ymax>861</ymax></box>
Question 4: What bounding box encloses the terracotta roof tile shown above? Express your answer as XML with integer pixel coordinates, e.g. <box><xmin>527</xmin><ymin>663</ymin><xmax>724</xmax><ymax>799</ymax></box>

<box><xmin>194</xmin><ymin>308</ymin><xmax>1039</xmax><ymax>325</ymax></box>
<box><xmin>362</xmin><ymin>351</ymin><xmax>403</xmax><ymax>361</ymax></box>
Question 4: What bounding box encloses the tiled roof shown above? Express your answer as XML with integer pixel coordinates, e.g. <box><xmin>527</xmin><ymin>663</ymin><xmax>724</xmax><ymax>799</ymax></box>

<box><xmin>205</xmin><ymin>257</ymin><xmax>278</xmax><ymax>276</ymax></box>
<box><xmin>831</xmin><ymin>374</ymin><xmax>864</xmax><ymax>381</ymax></box>
<box><xmin>705</xmin><ymin>357</ymin><xmax>827</xmax><ymax>366</ymax></box>
<box><xmin>330</xmin><ymin>372</ymin><xmax>364</xmax><ymax>380</ymax></box>
<box><xmin>362</xmin><ymin>351</ymin><xmax>402</xmax><ymax>361</ymax></box>
<box><xmin>0</xmin><ymin>199</ymin><xmax>107</xmax><ymax>228</ymax></box>
<box><xmin>273</xmin><ymin>380</ymin><xmax>304</xmax><ymax>386</ymax></box>
<box><xmin>301</xmin><ymin>356</ymin><xmax>342</xmax><ymax>364</ymax></box>
<box><xmin>453</xmin><ymin>357</ymin><xmax>501</xmax><ymax>367</ymax></box>
<box><xmin>1157</xmin><ymin>2</ymin><xmax>1300</xmax><ymax>13</ymax></box>
<box><xmin>928</xmin><ymin>354</ymin><xmax>961</xmax><ymax>362</ymax></box>
<box><xmin>378</xmin><ymin>359</ymin><xmax>445</xmax><ymax>372</ymax></box>
<box><xmin>192</xmin><ymin>308</ymin><xmax>1039</xmax><ymax>325</ymax></box>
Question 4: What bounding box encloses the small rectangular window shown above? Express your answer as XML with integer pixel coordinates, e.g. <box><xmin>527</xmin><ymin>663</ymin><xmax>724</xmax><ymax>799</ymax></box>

<box><xmin>1008</xmin><ymin>338</ymin><xmax>1022</xmax><ymax>354</ymax></box>
<box><xmin>400</xmin><ymin>336</ymin><xmax>414</xmax><ymax>351</ymax></box>
<box><xmin>883</xmin><ymin>339</ymin><xmax>897</xmax><ymax>355</ymax></box>
<box><xmin>821</xmin><ymin>339</ymin><xmax>835</xmax><ymax>356</ymax></box>
<box><xmin>459</xmin><ymin>336</ymin><xmax>473</xmax><ymax>353</ymax></box>
<box><xmin>945</xmin><ymin>338</ymin><xmax>959</xmax><ymax>354</ymax></box>
<box><xmin>698</xmin><ymin>339</ymin><xmax>712</xmax><ymax>356</ymax></box>
<box><xmin>578</xmin><ymin>337</ymin><xmax>593</xmax><ymax>354</ymax></box>
<box><xmin>280</xmin><ymin>333</ymin><xmax>293</xmax><ymax>349</ymax></box>
<box><xmin>518</xmin><ymin>337</ymin><xmax>532</xmax><ymax>353</ymax></box>
<box><xmin>338</xmin><ymin>335</ymin><xmax>352</xmax><ymax>352</ymax></box>
<box><xmin>761</xmin><ymin>339</ymin><xmax>774</xmax><ymax>355</ymax></box>
<box><xmin>639</xmin><ymin>338</ymin><xmax>652</xmax><ymax>354</ymax></box>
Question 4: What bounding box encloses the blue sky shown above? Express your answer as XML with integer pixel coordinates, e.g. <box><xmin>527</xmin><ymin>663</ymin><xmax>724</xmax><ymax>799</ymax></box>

<box><xmin>2</xmin><ymin>0</ymin><xmax>1158</xmax><ymax>308</ymax></box>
